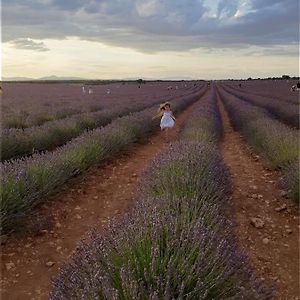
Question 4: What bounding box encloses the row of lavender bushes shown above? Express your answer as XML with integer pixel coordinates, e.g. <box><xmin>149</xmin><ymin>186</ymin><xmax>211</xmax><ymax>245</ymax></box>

<box><xmin>218</xmin><ymin>86</ymin><xmax>299</xmax><ymax>203</ymax></box>
<box><xmin>221</xmin><ymin>84</ymin><xmax>299</xmax><ymax>129</ymax></box>
<box><xmin>0</xmin><ymin>91</ymin><xmax>206</xmax><ymax>232</ymax></box>
<box><xmin>230</xmin><ymin>80</ymin><xmax>299</xmax><ymax>104</ymax></box>
<box><xmin>1</xmin><ymin>88</ymin><xmax>204</xmax><ymax>161</ymax></box>
<box><xmin>225</xmin><ymin>81</ymin><xmax>299</xmax><ymax>105</ymax></box>
<box><xmin>50</xmin><ymin>89</ymin><xmax>271</xmax><ymax>299</ymax></box>
<box><xmin>2</xmin><ymin>103</ymin><xmax>103</xmax><ymax>130</ymax></box>
<box><xmin>282</xmin><ymin>161</ymin><xmax>299</xmax><ymax>201</ymax></box>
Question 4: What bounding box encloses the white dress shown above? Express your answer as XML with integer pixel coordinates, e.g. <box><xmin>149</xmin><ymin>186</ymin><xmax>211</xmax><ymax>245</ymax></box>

<box><xmin>160</xmin><ymin>111</ymin><xmax>175</xmax><ymax>129</ymax></box>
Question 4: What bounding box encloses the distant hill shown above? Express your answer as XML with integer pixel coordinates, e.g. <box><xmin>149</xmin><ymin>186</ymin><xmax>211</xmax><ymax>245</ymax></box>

<box><xmin>39</xmin><ymin>75</ymin><xmax>85</xmax><ymax>81</ymax></box>
<box><xmin>161</xmin><ymin>76</ymin><xmax>195</xmax><ymax>80</ymax></box>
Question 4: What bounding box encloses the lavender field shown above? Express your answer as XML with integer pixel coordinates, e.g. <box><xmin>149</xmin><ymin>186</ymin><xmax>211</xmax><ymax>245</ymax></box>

<box><xmin>0</xmin><ymin>80</ymin><xmax>299</xmax><ymax>299</ymax></box>
<box><xmin>1</xmin><ymin>81</ymin><xmax>205</xmax><ymax>231</ymax></box>
<box><xmin>2</xmin><ymin>82</ymin><xmax>197</xmax><ymax>129</ymax></box>
<box><xmin>2</xmin><ymin>82</ymin><xmax>201</xmax><ymax>161</ymax></box>
<box><xmin>50</xmin><ymin>88</ymin><xmax>272</xmax><ymax>299</ymax></box>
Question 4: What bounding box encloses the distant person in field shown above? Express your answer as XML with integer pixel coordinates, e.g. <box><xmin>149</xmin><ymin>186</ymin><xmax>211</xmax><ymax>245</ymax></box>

<box><xmin>153</xmin><ymin>102</ymin><xmax>175</xmax><ymax>142</ymax></box>
<box><xmin>290</xmin><ymin>83</ymin><xmax>300</xmax><ymax>91</ymax></box>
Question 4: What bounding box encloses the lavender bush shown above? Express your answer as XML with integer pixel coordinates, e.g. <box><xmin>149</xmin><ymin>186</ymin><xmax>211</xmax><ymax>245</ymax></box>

<box><xmin>51</xmin><ymin>196</ymin><xmax>270</xmax><ymax>299</ymax></box>
<box><xmin>180</xmin><ymin>87</ymin><xmax>222</xmax><ymax>143</ymax></box>
<box><xmin>142</xmin><ymin>134</ymin><xmax>229</xmax><ymax>197</ymax></box>
<box><xmin>282</xmin><ymin>159</ymin><xmax>300</xmax><ymax>203</ymax></box>
<box><xmin>244</xmin><ymin>118</ymin><xmax>298</xmax><ymax>168</ymax></box>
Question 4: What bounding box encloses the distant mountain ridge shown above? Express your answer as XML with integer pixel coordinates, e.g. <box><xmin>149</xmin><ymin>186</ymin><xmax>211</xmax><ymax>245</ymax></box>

<box><xmin>39</xmin><ymin>75</ymin><xmax>85</xmax><ymax>81</ymax></box>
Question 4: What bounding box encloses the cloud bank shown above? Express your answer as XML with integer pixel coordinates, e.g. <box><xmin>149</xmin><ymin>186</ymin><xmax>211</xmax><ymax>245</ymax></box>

<box><xmin>9</xmin><ymin>38</ymin><xmax>50</xmax><ymax>51</ymax></box>
<box><xmin>2</xmin><ymin>0</ymin><xmax>299</xmax><ymax>53</ymax></box>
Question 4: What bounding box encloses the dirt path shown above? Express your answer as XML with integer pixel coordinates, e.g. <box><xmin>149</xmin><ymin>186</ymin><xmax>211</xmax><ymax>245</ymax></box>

<box><xmin>0</xmin><ymin>100</ymin><xmax>199</xmax><ymax>300</ymax></box>
<box><xmin>217</xmin><ymin>96</ymin><xmax>299</xmax><ymax>300</ymax></box>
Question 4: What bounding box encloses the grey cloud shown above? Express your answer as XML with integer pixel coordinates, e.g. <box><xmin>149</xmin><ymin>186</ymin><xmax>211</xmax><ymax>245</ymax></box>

<box><xmin>243</xmin><ymin>44</ymin><xmax>299</xmax><ymax>57</ymax></box>
<box><xmin>220</xmin><ymin>0</ymin><xmax>298</xmax><ymax>43</ymax></box>
<box><xmin>250</xmin><ymin>0</ymin><xmax>289</xmax><ymax>9</ymax></box>
<box><xmin>10</xmin><ymin>38</ymin><xmax>50</xmax><ymax>51</ymax></box>
<box><xmin>2</xmin><ymin>0</ymin><xmax>298</xmax><ymax>54</ymax></box>
<box><xmin>217</xmin><ymin>0</ymin><xmax>238</xmax><ymax>18</ymax></box>
<box><xmin>51</xmin><ymin>0</ymin><xmax>87</xmax><ymax>11</ymax></box>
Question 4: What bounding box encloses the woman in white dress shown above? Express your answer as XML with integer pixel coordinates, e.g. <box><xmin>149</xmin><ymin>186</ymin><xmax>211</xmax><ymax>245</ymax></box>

<box><xmin>153</xmin><ymin>102</ymin><xmax>176</xmax><ymax>142</ymax></box>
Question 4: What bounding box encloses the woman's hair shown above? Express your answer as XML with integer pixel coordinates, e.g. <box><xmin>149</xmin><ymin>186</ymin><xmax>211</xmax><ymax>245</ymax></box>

<box><xmin>157</xmin><ymin>106</ymin><xmax>164</xmax><ymax>113</ymax></box>
<box><xmin>157</xmin><ymin>102</ymin><xmax>171</xmax><ymax>113</ymax></box>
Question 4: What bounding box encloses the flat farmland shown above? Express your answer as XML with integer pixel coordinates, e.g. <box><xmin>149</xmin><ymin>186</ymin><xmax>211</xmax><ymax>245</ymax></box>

<box><xmin>0</xmin><ymin>80</ymin><xmax>299</xmax><ymax>300</ymax></box>
<box><xmin>2</xmin><ymin>81</ymin><xmax>197</xmax><ymax>129</ymax></box>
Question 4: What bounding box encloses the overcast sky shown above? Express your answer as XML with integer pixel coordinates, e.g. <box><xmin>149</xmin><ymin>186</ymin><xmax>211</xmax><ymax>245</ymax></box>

<box><xmin>2</xmin><ymin>0</ymin><xmax>299</xmax><ymax>79</ymax></box>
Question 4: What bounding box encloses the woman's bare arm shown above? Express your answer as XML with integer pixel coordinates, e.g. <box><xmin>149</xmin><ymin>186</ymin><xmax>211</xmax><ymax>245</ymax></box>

<box><xmin>152</xmin><ymin>112</ymin><xmax>163</xmax><ymax>120</ymax></box>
